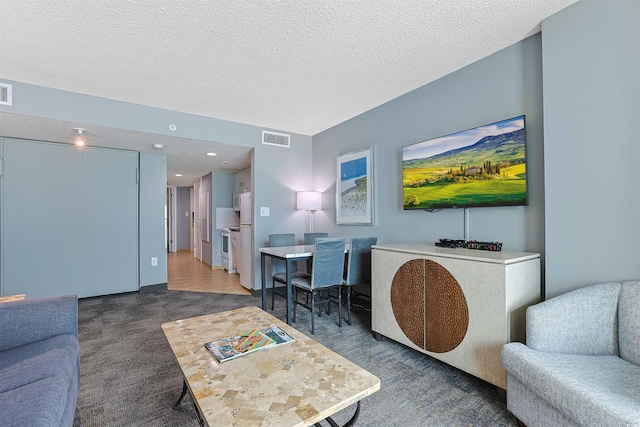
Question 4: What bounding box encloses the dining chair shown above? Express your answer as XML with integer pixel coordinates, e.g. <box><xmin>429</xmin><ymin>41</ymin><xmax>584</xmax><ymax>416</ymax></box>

<box><xmin>268</xmin><ymin>233</ymin><xmax>309</xmax><ymax>310</ymax></box>
<box><xmin>303</xmin><ymin>232</ymin><xmax>328</xmax><ymax>274</ymax></box>
<box><xmin>343</xmin><ymin>237</ymin><xmax>378</xmax><ymax>325</ymax></box>
<box><xmin>291</xmin><ymin>237</ymin><xmax>346</xmax><ymax>334</ymax></box>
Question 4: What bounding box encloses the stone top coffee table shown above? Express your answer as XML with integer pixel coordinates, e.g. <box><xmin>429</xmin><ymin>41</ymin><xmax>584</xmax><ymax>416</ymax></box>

<box><xmin>161</xmin><ymin>305</ymin><xmax>380</xmax><ymax>426</ymax></box>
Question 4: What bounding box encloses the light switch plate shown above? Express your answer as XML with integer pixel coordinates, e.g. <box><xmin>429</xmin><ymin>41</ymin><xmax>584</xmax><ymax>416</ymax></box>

<box><xmin>260</xmin><ymin>207</ymin><xmax>270</xmax><ymax>216</ymax></box>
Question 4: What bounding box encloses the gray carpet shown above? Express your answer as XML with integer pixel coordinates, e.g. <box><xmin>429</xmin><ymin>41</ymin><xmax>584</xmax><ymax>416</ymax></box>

<box><xmin>72</xmin><ymin>288</ymin><xmax>518</xmax><ymax>426</ymax></box>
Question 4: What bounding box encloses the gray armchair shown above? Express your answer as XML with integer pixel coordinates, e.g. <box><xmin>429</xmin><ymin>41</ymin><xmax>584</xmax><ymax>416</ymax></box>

<box><xmin>343</xmin><ymin>236</ymin><xmax>377</xmax><ymax>324</ymax></box>
<box><xmin>501</xmin><ymin>281</ymin><xmax>640</xmax><ymax>427</ymax></box>
<box><xmin>268</xmin><ymin>234</ymin><xmax>308</xmax><ymax>310</ymax></box>
<box><xmin>292</xmin><ymin>237</ymin><xmax>346</xmax><ymax>334</ymax></box>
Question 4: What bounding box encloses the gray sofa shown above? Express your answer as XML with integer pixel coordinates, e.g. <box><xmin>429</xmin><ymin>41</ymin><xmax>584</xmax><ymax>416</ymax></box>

<box><xmin>501</xmin><ymin>281</ymin><xmax>640</xmax><ymax>427</ymax></box>
<box><xmin>0</xmin><ymin>295</ymin><xmax>80</xmax><ymax>426</ymax></box>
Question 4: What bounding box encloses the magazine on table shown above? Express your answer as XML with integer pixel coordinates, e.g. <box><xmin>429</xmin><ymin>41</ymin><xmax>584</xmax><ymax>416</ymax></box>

<box><xmin>204</xmin><ymin>326</ymin><xmax>295</xmax><ymax>362</ymax></box>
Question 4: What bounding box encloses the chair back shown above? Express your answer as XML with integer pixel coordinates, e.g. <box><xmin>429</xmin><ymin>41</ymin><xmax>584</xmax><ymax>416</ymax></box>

<box><xmin>310</xmin><ymin>237</ymin><xmax>346</xmax><ymax>289</ymax></box>
<box><xmin>268</xmin><ymin>233</ymin><xmax>297</xmax><ymax>275</ymax></box>
<box><xmin>304</xmin><ymin>233</ymin><xmax>328</xmax><ymax>272</ymax></box>
<box><xmin>304</xmin><ymin>232</ymin><xmax>329</xmax><ymax>245</ymax></box>
<box><xmin>345</xmin><ymin>237</ymin><xmax>377</xmax><ymax>286</ymax></box>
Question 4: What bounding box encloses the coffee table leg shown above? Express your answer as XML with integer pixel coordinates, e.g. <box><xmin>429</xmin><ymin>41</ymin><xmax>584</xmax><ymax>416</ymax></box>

<box><xmin>174</xmin><ymin>380</ymin><xmax>188</xmax><ymax>408</ymax></box>
<box><xmin>315</xmin><ymin>401</ymin><xmax>361</xmax><ymax>427</ymax></box>
<box><xmin>193</xmin><ymin>402</ymin><xmax>204</xmax><ymax>426</ymax></box>
<box><xmin>174</xmin><ymin>379</ymin><xmax>205</xmax><ymax>426</ymax></box>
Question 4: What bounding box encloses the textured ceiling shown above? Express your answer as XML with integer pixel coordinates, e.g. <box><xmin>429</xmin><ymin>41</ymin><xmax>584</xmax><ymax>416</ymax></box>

<box><xmin>0</xmin><ymin>0</ymin><xmax>576</xmax><ymax>186</ymax></box>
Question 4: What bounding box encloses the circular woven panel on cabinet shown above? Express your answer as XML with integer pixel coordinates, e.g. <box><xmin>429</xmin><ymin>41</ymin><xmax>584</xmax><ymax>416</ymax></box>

<box><xmin>424</xmin><ymin>260</ymin><xmax>468</xmax><ymax>353</ymax></box>
<box><xmin>390</xmin><ymin>259</ymin><xmax>425</xmax><ymax>349</ymax></box>
<box><xmin>390</xmin><ymin>259</ymin><xmax>468</xmax><ymax>353</ymax></box>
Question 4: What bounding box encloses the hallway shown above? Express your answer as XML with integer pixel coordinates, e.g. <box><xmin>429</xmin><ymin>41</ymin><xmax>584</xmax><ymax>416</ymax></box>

<box><xmin>167</xmin><ymin>251</ymin><xmax>250</xmax><ymax>295</ymax></box>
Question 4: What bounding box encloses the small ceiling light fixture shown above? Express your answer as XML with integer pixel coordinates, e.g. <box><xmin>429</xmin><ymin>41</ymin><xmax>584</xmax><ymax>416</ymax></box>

<box><xmin>73</xmin><ymin>128</ymin><xmax>86</xmax><ymax>146</ymax></box>
<box><xmin>206</xmin><ymin>152</ymin><xmax>217</xmax><ymax>156</ymax></box>
<box><xmin>175</xmin><ymin>174</ymin><xmax>183</xmax><ymax>177</ymax></box>
<box><xmin>152</xmin><ymin>143</ymin><xmax>164</xmax><ymax>149</ymax></box>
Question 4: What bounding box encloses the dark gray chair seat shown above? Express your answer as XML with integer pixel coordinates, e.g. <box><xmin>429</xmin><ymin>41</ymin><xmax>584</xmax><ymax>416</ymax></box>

<box><xmin>268</xmin><ymin>234</ymin><xmax>309</xmax><ymax>310</ymax></box>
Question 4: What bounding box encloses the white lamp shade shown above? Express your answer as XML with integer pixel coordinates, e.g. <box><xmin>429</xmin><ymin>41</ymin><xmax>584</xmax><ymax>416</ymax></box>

<box><xmin>297</xmin><ymin>191</ymin><xmax>322</xmax><ymax>211</ymax></box>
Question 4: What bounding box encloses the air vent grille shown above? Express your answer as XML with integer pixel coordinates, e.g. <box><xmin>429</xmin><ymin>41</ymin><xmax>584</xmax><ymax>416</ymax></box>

<box><xmin>262</xmin><ymin>130</ymin><xmax>290</xmax><ymax>148</ymax></box>
<box><xmin>0</xmin><ymin>83</ymin><xmax>12</xmax><ymax>106</ymax></box>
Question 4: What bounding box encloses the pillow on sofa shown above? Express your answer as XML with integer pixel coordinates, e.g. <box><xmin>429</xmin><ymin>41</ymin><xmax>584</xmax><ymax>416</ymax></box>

<box><xmin>619</xmin><ymin>281</ymin><xmax>640</xmax><ymax>367</ymax></box>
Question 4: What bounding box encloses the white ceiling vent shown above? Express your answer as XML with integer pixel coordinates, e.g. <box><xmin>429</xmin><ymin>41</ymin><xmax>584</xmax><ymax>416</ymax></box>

<box><xmin>262</xmin><ymin>130</ymin><xmax>290</xmax><ymax>148</ymax></box>
<box><xmin>0</xmin><ymin>83</ymin><xmax>12</xmax><ymax>106</ymax></box>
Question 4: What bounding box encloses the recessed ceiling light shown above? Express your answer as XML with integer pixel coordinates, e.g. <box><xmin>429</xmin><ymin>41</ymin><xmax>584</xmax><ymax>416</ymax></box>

<box><xmin>206</xmin><ymin>152</ymin><xmax>217</xmax><ymax>156</ymax></box>
<box><xmin>175</xmin><ymin>174</ymin><xmax>183</xmax><ymax>177</ymax></box>
<box><xmin>152</xmin><ymin>143</ymin><xmax>164</xmax><ymax>149</ymax></box>
<box><xmin>73</xmin><ymin>127</ymin><xmax>86</xmax><ymax>146</ymax></box>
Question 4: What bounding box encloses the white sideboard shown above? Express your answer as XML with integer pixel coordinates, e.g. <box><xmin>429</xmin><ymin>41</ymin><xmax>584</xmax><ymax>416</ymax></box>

<box><xmin>372</xmin><ymin>243</ymin><xmax>540</xmax><ymax>389</ymax></box>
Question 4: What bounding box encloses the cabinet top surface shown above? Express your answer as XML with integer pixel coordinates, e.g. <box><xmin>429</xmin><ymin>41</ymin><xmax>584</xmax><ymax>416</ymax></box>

<box><xmin>373</xmin><ymin>243</ymin><xmax>539</xmax><ymax>264</ymax></box>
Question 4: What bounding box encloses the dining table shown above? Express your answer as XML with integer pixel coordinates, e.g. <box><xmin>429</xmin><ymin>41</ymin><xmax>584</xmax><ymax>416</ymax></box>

<box><xmin>259</xmin><ymin>243</ymin><xmax>349</xmax><ymax>325</ymax></box>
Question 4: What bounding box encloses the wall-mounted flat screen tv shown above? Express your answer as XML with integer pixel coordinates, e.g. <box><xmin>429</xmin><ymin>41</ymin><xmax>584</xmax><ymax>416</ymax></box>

<box><xmin>402</xmin><ymin>115</ymin><xmax>527</xmax><ymax>210</ymax></box>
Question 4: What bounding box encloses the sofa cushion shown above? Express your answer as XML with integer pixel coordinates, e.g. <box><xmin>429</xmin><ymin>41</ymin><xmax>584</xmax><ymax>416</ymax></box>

<box><xmin>502</xmin><ymin>343</ymin><xmax>640</xmax><ymax>426</ymax></box>
<box><xmin>619</xmin><ymin>281</ymin><xmax>640</xmax><ymax>367</ymax></box>
<box><xmin>0</xmin><ymin>333</ymin><xmax>78</xmax><ymax>371</ymax></box>
<box><xmin>0</xmin><ymin>375</ymin><xmax>70</xmax><ymax>426</ymax></box>
<box><xmin>0</xmin><ymin>295</ymin><xmax>78</xmax><ymax>353</ymax></box>
<box><xmin>0</xmin><ymin>348</ymin><xmax>75</xmax><ymax>394</ymax></box>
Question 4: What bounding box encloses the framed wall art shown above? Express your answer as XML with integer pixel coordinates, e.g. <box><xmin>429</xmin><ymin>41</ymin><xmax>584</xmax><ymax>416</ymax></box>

<box><xmin>336</xmin><ymin>147</ymin><xmax>374</xmax><ymax>225</ymax></box>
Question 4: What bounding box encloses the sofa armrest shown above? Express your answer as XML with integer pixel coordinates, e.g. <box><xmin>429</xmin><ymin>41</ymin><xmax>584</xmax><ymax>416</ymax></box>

<box><xmin>0</xmin><ymin>295</ymin><xmax>78</xmax><ymax>353</ymax></box>
<box><xmin>527</xmin><ymin>282</ymin><xmax>620</xmax><ymax>355</ymax></box>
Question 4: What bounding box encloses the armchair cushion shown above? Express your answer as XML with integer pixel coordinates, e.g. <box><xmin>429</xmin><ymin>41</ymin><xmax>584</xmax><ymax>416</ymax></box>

<box><xmin>619</xmin><ymin>281</ymin><xmax>640</xmax><ymax>366</ymax></box>
<box><xmin>526</xmin><ymin>282</ymin><xmax>620</xmax><ymax>355</ymax></box>
<box><xmin>502</xmin><ymin>343</ymin><xmax>640</xmax><ymax>427</ymax></box>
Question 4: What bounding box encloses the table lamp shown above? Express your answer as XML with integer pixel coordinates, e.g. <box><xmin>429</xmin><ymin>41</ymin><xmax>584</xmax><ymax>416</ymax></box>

<box><xmin>296</xmin><ymin>191</ymin><xmax>322</xmax><ymax>232</ymax></box>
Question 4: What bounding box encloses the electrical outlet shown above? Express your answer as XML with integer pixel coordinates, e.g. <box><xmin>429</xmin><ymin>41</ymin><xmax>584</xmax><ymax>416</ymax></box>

<box><xmin>260</xmin><ymin>207</ymin><xmax>270</xmax><ymax>216</ymax></box>
<box><xmin>151</xmin><ymin>257</ymin><xmax>158</xmax><ymax>266</ymax></box>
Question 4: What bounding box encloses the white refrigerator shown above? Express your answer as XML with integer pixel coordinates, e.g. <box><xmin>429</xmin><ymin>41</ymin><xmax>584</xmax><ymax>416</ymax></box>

<box><xmin>239</xmin><ymin>192</ymin><xmax>253</xmax><ymax>289</ymax></box>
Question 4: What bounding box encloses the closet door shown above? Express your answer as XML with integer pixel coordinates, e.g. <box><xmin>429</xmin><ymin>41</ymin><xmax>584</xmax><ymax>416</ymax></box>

<box><xmin>2</xmin><ymin>139</ymin><xmax>139</xmax><ymax>298</ymax></box>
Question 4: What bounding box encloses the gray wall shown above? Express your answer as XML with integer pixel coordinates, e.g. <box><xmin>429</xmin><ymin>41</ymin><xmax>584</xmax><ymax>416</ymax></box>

<box><xmin>312</xmin><ymin>35</ymin><xmax>545</xmax><ymax>258</ymax></box>
<box><xmin>0</xmin><ymin>81</ymin><xmax>313</xmax><ymax>291</ymax></box>
<box><xmin>139</xmin><ymin>151</ymin><xmax>168</xmax><ymax>287</ymax></box>
<box><xmin>212</xmin><ymin>171</ymin><xmax>237</xmax><ymax>266</ymax></box>
<box><xmin>542</xmin><ymin>0</ymin><xmax>640</xmax><ymax>298</ymax></box>
<box><xmin>235</xmin><ymin>168</ymin><xmax>251</xmax><ymax>193</ymax></box>
<box><xmin>6</xmin><ymin>1</ymin><xmax>635</xmax><ymax>297</ymax></box>
<box><xmin>201</xmin><ymin>173</ymin><xmax>213</xmax><ymax>265</ymax></box>
<box><xmin>176</xmin><ymin>187</ymin><xmax>191</xmax><ymax>250</ymax></box>
<box><xmin>1</xmin><ymin>138</ymin><xmax>141</xmax><ymax>298</ymax></box>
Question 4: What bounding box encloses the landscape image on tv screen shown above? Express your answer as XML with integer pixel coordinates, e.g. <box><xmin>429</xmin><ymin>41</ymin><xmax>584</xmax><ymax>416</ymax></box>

<box><xmin>402</xmin><ymin>115</ymin><xmax>527</xmax><ymax>210</ymax></box>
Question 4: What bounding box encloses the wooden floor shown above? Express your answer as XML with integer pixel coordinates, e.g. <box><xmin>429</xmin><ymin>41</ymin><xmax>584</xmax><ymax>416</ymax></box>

<box><xmin>167</xmin><ymin>251</ymin><xmax>251</xmax><ymax>295</ymax></box>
